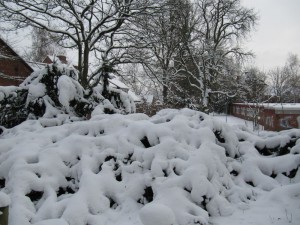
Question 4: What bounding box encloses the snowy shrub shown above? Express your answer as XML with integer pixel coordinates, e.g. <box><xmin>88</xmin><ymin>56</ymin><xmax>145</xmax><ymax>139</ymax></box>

<box><xmin>0</xmin><ymin>87</ymin><xmax>29</xmax><ymax>128</ymax></box>
<box><xmin>0</xmin><ymin>108</ymin><xmax>299</xmax><ymax>225</ymax></box>
<box><xmin>0</xmin><ymin>63</ymin><xmax>135</xmax><ymax>128</ymax></box>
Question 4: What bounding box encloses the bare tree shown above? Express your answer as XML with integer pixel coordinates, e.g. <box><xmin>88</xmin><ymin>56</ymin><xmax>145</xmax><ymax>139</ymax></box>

<box><xmin>136</xmin><ymin>0</ymin><xmax>196</xmax><ymax>103</ymax></box>
<box><xmin>243</xmin><ymin>67</ymin><xmax>267</xmax><ymax>130</ymax></box>
<box><xmin>0</xmin><ymin>0</ymin><xmax>159</xmax><ymax>90</ymax></box>
<box><xmin>269</xmin><ymin>67</ymin><xmax>290</xmax><ymax>102</ymax></box>
<box><xmin>28</xmin><ymin>27</ymin><xmax>66</xmax><ymax>62</ymax></box>
<box><xmin>176</xmin><ymin>0</ymin><xmax>257</xmax><ymax>112</ymax></box>
<box><xmin>119</xmin><ymin>63</ymin><xmax>161</xmax><ymax>98</ymax></box>
<box><xmin>283</xmin><ymin>53</ymin><xmax>300</xmax><ymax>102</ymax></box>
<box><xmin>269</xmin><ymin>53</ymin><xmax>300</xmax><ymax>103</ymax></box>
<box><xmin>244</xmin><ymin>67</ymin><xmax>267</xmax><ymax>103</ymax></box>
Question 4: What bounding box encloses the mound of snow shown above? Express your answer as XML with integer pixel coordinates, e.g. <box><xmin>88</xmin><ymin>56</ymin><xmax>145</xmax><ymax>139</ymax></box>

<box><xmin>0</xmin><ymin>192</ymin><xmax>10</xmax><ymax>207</ymax></box>
<box><xmin>139</xmin><ymin>203</ymin><xmax>175</xmax><ymax>225</ymax></box>
<box><xmin>0</xmin><ymin>109</ymin><xmax>299</xmax><ymax>225</ymax></box>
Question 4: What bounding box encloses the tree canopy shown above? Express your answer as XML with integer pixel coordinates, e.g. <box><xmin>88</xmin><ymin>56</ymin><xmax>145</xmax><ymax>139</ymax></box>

<box><xmin>0</xmin><ymin>0</ymin><xmax>159</xmax><ymax>89</ymax></box>
<box><xmin>0</xmin><ymin>0</ymin><xmax>260</xmax><ymax>112</ymax></box>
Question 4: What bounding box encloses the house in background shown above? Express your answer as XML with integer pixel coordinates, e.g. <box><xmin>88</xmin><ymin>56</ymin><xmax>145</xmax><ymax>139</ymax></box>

<box><xmin>0</xmin><ymin>39</ymin><xmax>141</xmax><ymax>102</ymax></box>
<box><xmin>43</xmin><ymin>55</ymin><xmax>68</xmax><ymax>64</ymax></box>
<box><xmin>231</xmin><ymin>103</ymin><xmax>300</xmax><ymax>131</ymax></box>
<box><xmin>0</xmin><ymin>38</ymin><xmax>33</xmax><ymax>86</ymax></box>
<box><xmin>40</xmin><ymin>55</ymin><xmax>79</xmax><ymax>70</ymax></box>
<box><xmin>27</xmin><ymin>55</ymin><xmax>72</xmax><ymax>71</ymax></box>
<box><xmin>109</xmin><ymin>74</ymin><xmax>130</xmax><ymax>93</ymax></box>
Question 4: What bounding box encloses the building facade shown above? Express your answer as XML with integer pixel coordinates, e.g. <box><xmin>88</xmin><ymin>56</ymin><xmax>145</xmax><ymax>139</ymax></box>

<box><xmin>0</xmin><ymin>38</ymin><xmax>33</xmax><ymax>86</ymax></box>
<box><xmin>231</xmin><ymin>103</ymin><xmax>300</xmax><ymax>131</ymax></box>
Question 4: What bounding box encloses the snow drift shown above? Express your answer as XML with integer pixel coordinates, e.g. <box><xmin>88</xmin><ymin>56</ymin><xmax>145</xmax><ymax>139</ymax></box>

<box><xmin>0</xmin><ymin>109</ymin><xmax>299</xmax><ymax>225</ymax></box>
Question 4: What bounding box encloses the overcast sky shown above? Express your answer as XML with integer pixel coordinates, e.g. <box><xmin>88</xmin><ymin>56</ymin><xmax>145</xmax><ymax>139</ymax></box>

<box><xmin>242</xmin><ymin>0</ymin><xmax>300</xmax><ymax>70</ymax></box>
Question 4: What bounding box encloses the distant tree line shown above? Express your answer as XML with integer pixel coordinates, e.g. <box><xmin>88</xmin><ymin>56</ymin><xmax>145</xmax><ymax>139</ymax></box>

<box><xmin>269</xmin><ymin>53</ymin><xmax>300</xmax><ymax>103</ymax></box>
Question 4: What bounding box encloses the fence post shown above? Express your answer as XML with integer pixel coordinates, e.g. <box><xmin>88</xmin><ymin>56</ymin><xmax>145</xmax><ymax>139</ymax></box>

<box><xmin>0</xmin><ymin>206</ymin><xmax>9</xmax><ymax>225</ymax></box>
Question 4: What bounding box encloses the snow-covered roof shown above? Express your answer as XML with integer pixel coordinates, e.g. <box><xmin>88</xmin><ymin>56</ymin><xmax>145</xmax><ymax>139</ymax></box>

<box><xmin>44</xmin><ymin>55</ymin><xmax>69</xmax><ymax>64</ymax></box>
<box><xmin>109</xmin><ymin>75</ymin><xmax>129</xmax><ymax>90</ymax></box>
<box><xmin>0</xmin><ymin>37</ymin><xmax>33</xmax><ymax>73</ymax></box>
<box><xmin>27</xmin><ymin>61</ymin><xmax>47</xmax><ymax>71</ymax></box>
<box><xmin>128</xmin><ymin>90</ymin><xmax>141</xmax><ymax>102</ymax></box>
<box><xmin>233</xmin><ymin>103</ymin><xmax>300</xmax><ymax>111</ymax></box>
<box><xmin>264</xmin><ymin>103</ymin><xmax>300</xmax><ymax>111</ymax></box>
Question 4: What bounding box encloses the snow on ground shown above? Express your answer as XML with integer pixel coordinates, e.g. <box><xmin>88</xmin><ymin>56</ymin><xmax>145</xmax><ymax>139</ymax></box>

<box><xmin>211</xmin><ymin>183</ymin><xmax>300</xmax><ymax>225</ymax></box>
<box><xmin>0</xmin><ymin>109</ymin><xmax>300</xmax><ymax>225</ymax></box>
<box><xmin>210</xmin><ymin>114</ymin><xmax>300</xmax><ymax>225</ymax></box>
<box><xmin>212</xmin><ymin>114</ymin><xmax>264</xmax><ymax>132</ymax></box>
<box><xmin>212</xmin><ymin>114</ymin><xmax>252</xmax><ymax>126</ymax></box>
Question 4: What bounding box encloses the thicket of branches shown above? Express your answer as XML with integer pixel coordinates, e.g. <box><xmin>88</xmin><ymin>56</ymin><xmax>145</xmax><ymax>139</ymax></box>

<box><xmin>0</xmin><ymin>0</ymin><xmax>160</xmax><ymax>90</ymax></box>
<box><xmin>121</xmin><ymin>0</ymin><xmax>258</xmax><ymax>112</ymax></box>
<box><xmin>269</xmin><ymin>54</ymin><xmax>300</xmax><ymax>103</ymax></box>
<box><xmin>3</xmin><ymin>0</ymin><xmax>297</xmax><ymax>114</ymax></box>
<box><xmin>27</xmin><ymin>28</ymin><xmax>66</xmax><ymax>62</ymax></box>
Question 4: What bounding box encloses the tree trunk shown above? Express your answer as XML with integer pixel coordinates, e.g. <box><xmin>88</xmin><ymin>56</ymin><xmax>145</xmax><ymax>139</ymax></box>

<box><xmin>162</xmin><ymin>69</ymin><xmax>168</xmax><ymax>103</ymax></box>
<box><xmin>80</xmin><ymin>45</ymin><xmax>90</xmax><ymax>89</ymax></box>
<box><xmin>0</xmin><ymin>206</ymin><xmax>9</xmax><ymax>225</ymax></box>
<box><xmin>77</xmin><ymin>44</ymin><xmax>84</xmax><ymax>86</ymax></box>
<box><xmin>163</xmin><ymin>85</ymin><xmax>168</xmax><ymax>104</ymax></box>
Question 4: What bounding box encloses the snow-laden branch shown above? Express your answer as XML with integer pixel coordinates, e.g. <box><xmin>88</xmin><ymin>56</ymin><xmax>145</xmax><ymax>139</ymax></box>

<box><xmin>0</xmin><ymin>0</ymin><xmax>161</xmax><ymax>88</ymax></box>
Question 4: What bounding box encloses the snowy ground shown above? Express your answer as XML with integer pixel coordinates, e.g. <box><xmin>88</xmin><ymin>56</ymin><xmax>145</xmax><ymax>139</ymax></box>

<box><xmin>211</xmin><ymin>114</ymin><xmax>300</xmax><ymax>225</ymax></box>
<box><xmin>211</xmin><ymin>185</ymin><xmax>300</xmax><ymax>225</ymax></box>
<box><xmin>212</xmin><ymin>114</ymin><xmax>254</xmax><ymax>126</ymax></box>
<box><xmin>0</xmin><ymin>109</ymin><xmax>299</xmax><ymax>225</ymax></box>
<box><xmin>212</xmin><ymin>114</ymin><xmax>264</xmax><ymax>132</ymax></box>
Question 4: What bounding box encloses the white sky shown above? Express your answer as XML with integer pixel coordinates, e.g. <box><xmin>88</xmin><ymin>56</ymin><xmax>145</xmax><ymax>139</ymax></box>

<box><xmin>242</xmin><ymin>0</ymin><xmax>300</xmax><ymax>70</ymax></box>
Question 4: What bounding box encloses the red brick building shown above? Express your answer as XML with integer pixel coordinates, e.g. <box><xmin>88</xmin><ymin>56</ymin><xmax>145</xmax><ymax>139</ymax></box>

<box><xmin>42</xmin><ymin>55</ymin><xmax>79</xmax><ymax>70</ymax></box>
<box><xmin>231</xmin><ymin>103</ymin><xmax>300</xmax><ymax>131</ymax></box>
<box><xmin>43</xmin><ymin>55</ymin><xmax>68</xmax><ymax>64</ymax></box>
<box><xmin>0</xmin><ymin>38</ymin><xmax>33</xmax><ymax>86</ymax></box>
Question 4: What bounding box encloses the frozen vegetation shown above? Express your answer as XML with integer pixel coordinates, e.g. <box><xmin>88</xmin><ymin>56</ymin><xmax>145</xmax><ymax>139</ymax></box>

<box><xmin>0</xmin><ymin>108</ymin><xmax>299</xmax><ymax>225</ymax></box>
<box><xmin>0</xmin><ymin>63</ymin><xmax>135</xmax><ymax>128</ymax></box>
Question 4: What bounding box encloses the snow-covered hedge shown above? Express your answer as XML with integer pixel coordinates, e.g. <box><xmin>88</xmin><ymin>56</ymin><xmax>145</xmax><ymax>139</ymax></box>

<box><xmin>0</xmin><ymin>109</ymin><xmax>299</xmax><ymax>225</ymax></box>
<box><xmin>0</xmin><ymin>63</ymin><xmax>135</xmax><ymax>128</ymax></box>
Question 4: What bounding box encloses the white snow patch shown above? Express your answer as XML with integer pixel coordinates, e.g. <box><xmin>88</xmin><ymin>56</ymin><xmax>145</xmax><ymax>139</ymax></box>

<box><xmin>139</xmin><ymin>203</ymin><xmax>175</xmax><ymax>225</ymax></box>
<box><xmin>57</xmin><ymin>75</ymin><xmax>83</xmax><ymax>112</ymax></box>
<box><xmin>0</xmin><ymin>192</ymin><xmax>10</xmax><ymax>207</ymax></box>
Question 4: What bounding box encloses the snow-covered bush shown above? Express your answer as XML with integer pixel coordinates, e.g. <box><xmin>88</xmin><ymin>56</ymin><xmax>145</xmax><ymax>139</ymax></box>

<box><xmin>0</xmin><ymin>108</ymin><xmax>299</xmax><ymax>225</ymax></box>
<box><xmin>0</xmin><ymin>63</ymin><xmax>135</xmax><ymax>128</ymax></box>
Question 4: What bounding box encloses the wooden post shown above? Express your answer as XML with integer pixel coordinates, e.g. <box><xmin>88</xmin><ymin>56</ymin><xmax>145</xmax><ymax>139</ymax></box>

<box><xmin>0</xmin><ymin>206</ymin><xmax>9</xmax><ymax>225</ymax></box>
